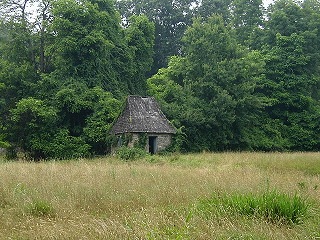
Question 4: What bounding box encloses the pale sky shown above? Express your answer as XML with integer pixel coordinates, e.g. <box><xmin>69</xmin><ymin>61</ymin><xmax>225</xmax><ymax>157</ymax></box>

<box><xmin>23</xmin><ymin>0</ymin><xmax>276</xmax><ymax>21</ymax></box>
<box><xmin>263</xmin><ymin>0</ymin><xmax>275</xmax><ymax>8</ymax></box>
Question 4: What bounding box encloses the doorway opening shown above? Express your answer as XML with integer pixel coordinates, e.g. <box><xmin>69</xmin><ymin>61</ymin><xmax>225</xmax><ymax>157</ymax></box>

<box><xmin>148</xmin><ymin>136</ymin><xmax>157</xmax><ymax>154</ymax></box>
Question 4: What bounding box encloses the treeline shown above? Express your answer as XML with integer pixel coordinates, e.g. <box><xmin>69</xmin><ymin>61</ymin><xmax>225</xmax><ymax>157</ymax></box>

<box><xmin>0</xmin><ymin>0</ymin><xmax>155</xmax><ymax>158</ymax></box>
<box><xmin>0</xmin><ymin>0</ymin><xmax>319</xmax><ymax>159</ymax></box>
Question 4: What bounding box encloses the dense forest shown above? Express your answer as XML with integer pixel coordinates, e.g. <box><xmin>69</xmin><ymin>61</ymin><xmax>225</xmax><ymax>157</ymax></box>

<box><xmin>0</xmin><ymin>0</ymin><xmax>319</xmax><ymax>159</ymax></box>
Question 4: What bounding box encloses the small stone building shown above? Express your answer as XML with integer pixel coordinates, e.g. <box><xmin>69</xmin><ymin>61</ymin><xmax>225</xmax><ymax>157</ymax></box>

<box><xmin>110</xmin><ymin>96</ymin><xmax>176</xmax><ymax>154</ymax></box>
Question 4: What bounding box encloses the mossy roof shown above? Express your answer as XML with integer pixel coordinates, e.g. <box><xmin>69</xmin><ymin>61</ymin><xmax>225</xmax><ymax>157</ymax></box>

<box><xmin>110</xmin><ymin>96</ymin><xmax>176</xmax><ymax>135</ymax></box>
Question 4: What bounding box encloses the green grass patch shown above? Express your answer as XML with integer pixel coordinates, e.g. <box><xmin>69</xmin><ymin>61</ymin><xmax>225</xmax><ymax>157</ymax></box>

<box><xmin>26</xmin><ymin>200</ymin><xmax>55</xmax><ymax>217</ymax></box>
<box><xmin>198</xmin><ymin>190</ymin><xmax>309</xmax><ymax>225</ymax></box>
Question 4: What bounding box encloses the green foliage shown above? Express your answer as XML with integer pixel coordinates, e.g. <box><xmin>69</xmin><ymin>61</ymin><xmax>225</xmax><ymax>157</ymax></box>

<box><xmin>49</xmin><ymin>0</ymin><xmax>121</xmax><ymax>88</ymax></box>
<box><xmin>8</xmin><ymin>98</ymin><xmax>57</xmax><ymax>159</ymax></box>
<box><xmin>0</xmin><ymin>0</ymin><xmax>320</xmax><ymax>157</ymax></box>
<box><xmin>148</xmin><ymin>16</ymin><xmax>267</xmax><ymax>151</ymax></box>
<box><xmin>198</xmin><ymin>190</ymin><xmax>309</xmax><ymax>225</ymax></box>
<box><xmin>0</xmin><ymin>122</ymin><xmax>9</xmax><ymax>149</ymax></box>
<box><xmin>134</xmin><ymin>133</ymin><xmax>148</xmax><ymax>149</ymax></box>
<box><xmin>231</xmin><ymin>0</ymin><xmax>264</xmax><ymax>47</ymax></box>
<box><xmin>116</xmin><ymin>146</ymin><xmax>147</xmax><ymax>161</ymax></box>
<box><xmin>5</xmin><ymin>86</ymin><xmax>120</xmax><ymax>159</ymax></box>
<box><xmin>125</xmin><ymin>15</ymin><xmax>155</xmax><ymax>94</ymax></box>
<box><xmin>83</xmin><ymin>88</ymin><xmax>121</xmax><ymax>154</ymax></box>
<box><xmin>48</xmin><ymin>0</ymin><xmax>152</xmax><ymax>95</ymax></box>
<box><xmin>0</xmin><ymin>59</ymin><xmax>40</xmax><ymax>120</ymax></box>
<box><xmin>43</xmin><ymin>129</ymin><xmax>91</xmax><ymax>160</ymax></box>
<box><xmin>116</xmin><ymin>0</ymin><xmax>193</xmax><ymax>73</ymax></box>
<box><xmin>147</xmin><ymin>2</ymin><xmax>320</xmax><ymax>152</ymax></box>
<box><xmin>0</xmin><ymin>141</ymin><xmax>9</xmax><ymax>149</ymax></box>
<box><xmin>164</xmin><ymin>126</ymin><xmax>187</xmax><ymax>153</ymax></box>
<box><xmin>194</xmin><ymin>0</ymin><xmax>232</xmax><ymax>21</ymax></box>
<box><xmin>260</xmin><ymin>32</ymin><xmax>320</xmax><ymax>150</ymax></box>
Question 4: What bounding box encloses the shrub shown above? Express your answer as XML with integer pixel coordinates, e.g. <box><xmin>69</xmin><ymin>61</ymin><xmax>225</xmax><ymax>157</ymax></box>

<box><xmin>116</xmin><ymin>147</ymin><xmax>147</xmax><ymax>161</ymax></box>
<box><xmin>43</xmin><ymin>129</ymin><xmax>91</xmax><ymax>159</ymax></box>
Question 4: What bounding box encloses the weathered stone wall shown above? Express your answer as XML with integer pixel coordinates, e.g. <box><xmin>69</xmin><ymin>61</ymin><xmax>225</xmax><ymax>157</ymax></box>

<box><xmin>128</xmin><ymin>134</ymin><xmax>139</xmax><ymax>148</ymax></box>
<box><xmin>150</xmin><ymin>134</ymin><xmax>172</xmax><ymax>152</ymax></box>
<box><xmin>112</xmin><ymin>133</ymin><xmax>173</xmax><ymax>154</ymax></box>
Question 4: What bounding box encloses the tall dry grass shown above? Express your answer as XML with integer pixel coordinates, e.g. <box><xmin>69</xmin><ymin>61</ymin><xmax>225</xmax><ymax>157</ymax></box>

<box><xmin>0</xmin><ymin>152</ymin><xmax>319</xmax><ymax>239</ymax></box>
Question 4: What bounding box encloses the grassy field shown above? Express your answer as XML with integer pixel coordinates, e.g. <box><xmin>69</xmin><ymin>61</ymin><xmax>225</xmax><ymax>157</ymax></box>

<box><xmin>0</xmin><ymin>152</ymin><xmax>319</xmax><ymax>239</ymax></box>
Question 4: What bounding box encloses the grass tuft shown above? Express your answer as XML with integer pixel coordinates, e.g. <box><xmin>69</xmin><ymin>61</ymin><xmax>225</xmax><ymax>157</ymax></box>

<box><xmin>198</xmin><ymin>190</ymin><xmax>309</xmax><ymax>225</ymax></box>
<box><xmin>26</xmin><ymin>200</ymin><xmax>55</xmax><ymax>217</ymax></box>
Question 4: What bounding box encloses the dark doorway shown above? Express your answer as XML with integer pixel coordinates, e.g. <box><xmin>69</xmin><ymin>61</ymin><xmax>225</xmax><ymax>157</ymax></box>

<box><xmin>148</xmin><ymin>136</ymin><xmax>157</xmax><ymax>154</ymax></box>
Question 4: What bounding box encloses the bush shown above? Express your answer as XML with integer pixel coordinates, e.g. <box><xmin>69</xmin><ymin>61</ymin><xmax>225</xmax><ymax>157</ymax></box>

<box><xmin>116</xmin><ymin>147</ymin><xmax>147</xmax><ymax>161</ymax></box>
<box><xmin>43</xmin><ymin>129</ymin><xmax>91</xmax><ymax>159</ymax></box>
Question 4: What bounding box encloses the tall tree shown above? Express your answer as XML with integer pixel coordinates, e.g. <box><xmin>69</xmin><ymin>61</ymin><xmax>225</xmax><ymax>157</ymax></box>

<box><xmin>194</xmin><ymin>0</ymin><xmax>232</xmax><ymax>22</ymax></box>
<box><xmin>48</xmin><ymin>0</ymin><xmax>154</xmax><ymax>95</ymax></box>
<box><xmin>301</xmin><ymin>0</ymin><xmax>320</xmax><ymax>103</ymax></box>
<box><xmin>0</xmin><ymin>0</ymin><xmax>34</xmax><ymax>21</ymax></box>
<box><xmin>116</xmin><ymin>0</ymin><xmax>194</xmax><ymax>73</ymax></box>
<box><xmin>124</xmin><ymin>15</ymin><xmax>155</xmax><ymax>94</ymax></box>
<box><xmin>0</xmin><ymin>0</ymin><xmax>137</xmax><ymax>158</ymax></box>
<box><xmin>231</xmin><ymin>0</ymin><xmax>264</xmax><ymax>48</ymax></box>
<box><xmin>35</xmin><ymin>0</ymin><xmax>53</xmax><ymax>73</ymax></box>
<box><xmin>148</xmin><ymin>15</ymin><xmax>267</xmax><ymax>151</ymax></box>
<box><xmin>261</xmin><ymin>34</ymin><xmax>320</xmax><ymax>150</ymax></box>
<box><xmin>0</xmin><ymin>20</ymin><xmax>40</xmax><ymax>151</ymax></box>
<box><xmin>258</xmin><ymin>0</ymin><xmax>320</xmax><ymax>150</ymax></box>
<box><xmin>264</xmin><ymin>0</ymin><xmax>305</xmax><ymax>43</ymax></box>
<box><xmin>48</xmin><ymin>0</ymin><xmax>126</xmax><ymax>91</ymax></box>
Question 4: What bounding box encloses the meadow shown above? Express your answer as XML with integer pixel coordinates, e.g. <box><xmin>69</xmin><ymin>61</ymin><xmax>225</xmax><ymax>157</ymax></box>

<box><xmin>0</xmin><ymin>152</ymin><xmax>319</xmax><ymax>239</ymax></box>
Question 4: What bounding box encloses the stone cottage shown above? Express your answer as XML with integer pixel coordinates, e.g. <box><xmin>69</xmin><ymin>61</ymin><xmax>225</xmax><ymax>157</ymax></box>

<box><xmin>110</xmin><ymin>96</ymin><xmax>176</xmax><ymax>154</ymax></box>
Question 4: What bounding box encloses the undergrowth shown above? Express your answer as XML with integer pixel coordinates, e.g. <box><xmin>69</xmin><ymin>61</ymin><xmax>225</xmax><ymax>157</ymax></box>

<box><xmin>116</xmin><ymin>147</ymin><xmax>147</xmax><ymax>161</ymax></box>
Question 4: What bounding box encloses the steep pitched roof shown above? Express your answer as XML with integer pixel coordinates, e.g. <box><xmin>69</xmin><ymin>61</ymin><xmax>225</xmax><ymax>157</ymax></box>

<box><xmin>110</xmin><ymin>96</ymin><xmax>176</xmax><ymax>135</ymax></box>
